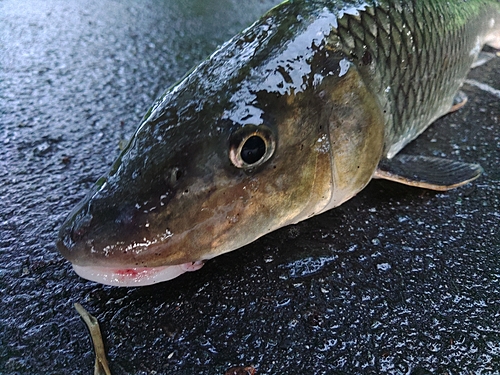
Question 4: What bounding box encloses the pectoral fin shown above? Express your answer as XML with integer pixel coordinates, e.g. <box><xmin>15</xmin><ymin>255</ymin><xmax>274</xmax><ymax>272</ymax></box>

<box><xmin>374</xmin><ymin>154</ymin><xmax>483</xmax><ymax>191</ymax></box>
<box><xmin>448</xmin><ymin>90</ymin><xmax>468</xmax><ymax>113</ymax></box>
<box><xmin>471</xmin><ymin>51</ymin><xmax>497</xmax><ymax>68</ymax></box>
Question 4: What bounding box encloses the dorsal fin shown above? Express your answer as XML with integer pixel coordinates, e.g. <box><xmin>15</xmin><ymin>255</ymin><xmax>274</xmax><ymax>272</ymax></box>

<box><xmin>374</xmin><ymin>154</ymin><xmax>483</xmax><ymax>191</ymax></box>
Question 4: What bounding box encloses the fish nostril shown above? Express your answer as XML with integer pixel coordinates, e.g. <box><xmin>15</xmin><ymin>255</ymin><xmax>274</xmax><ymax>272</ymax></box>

<box><xmin>169</xmin><ymin>167</ymin><xmax>183</xmax><ymax>185</ymax></box>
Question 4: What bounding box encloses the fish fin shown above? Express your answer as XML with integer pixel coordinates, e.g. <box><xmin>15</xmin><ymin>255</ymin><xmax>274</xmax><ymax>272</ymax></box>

<box><xmin>471</xmin><ymin>51</ymin><xmax>497</xmax><ymax>68</ymax></box>
<box><xmin>448</xmin><ymin>90</ymin><xmax>468</xmax><ymax>113</ymax></box>
<box><xmin>374</xmin><ymin>154</ymin><xmax>483</xmax><ymax>191</ymax></box>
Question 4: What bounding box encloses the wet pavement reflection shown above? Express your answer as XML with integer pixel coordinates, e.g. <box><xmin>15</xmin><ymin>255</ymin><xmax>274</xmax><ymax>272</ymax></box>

<box><xmin>1</xmin><ymin>0</ymin><xmax>499</xmax><ymax>374</ymax></box>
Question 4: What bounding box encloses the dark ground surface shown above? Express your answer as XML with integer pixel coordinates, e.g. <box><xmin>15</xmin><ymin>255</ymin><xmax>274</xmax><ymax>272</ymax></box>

<box><xmin>1</xmin><ymin>1</ymin><xmax>500</xmax><ymax>374</ymax></box>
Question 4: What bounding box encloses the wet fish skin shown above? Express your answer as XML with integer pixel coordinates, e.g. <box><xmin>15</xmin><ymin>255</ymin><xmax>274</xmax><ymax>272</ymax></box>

<box><xmin>57</xmin><ymin>0</ymin><xmax>500</xmax><ymax>286</ymax></box>
<box><xmin>319</xmin><ymin>0</ymin><xmax>500</xmax><ymax>158</ymax></box>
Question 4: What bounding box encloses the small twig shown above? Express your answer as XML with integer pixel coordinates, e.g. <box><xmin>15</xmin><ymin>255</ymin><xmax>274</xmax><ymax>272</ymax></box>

<box><xmin>74</xmin><ymin>303</ymin><xmax>112</xmax><ymax>375</ymax></box>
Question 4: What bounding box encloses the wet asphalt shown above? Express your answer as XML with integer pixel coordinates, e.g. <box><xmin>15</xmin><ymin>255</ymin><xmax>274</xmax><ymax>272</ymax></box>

<box><xmin>1</xmin><ymin>0</ymin><xmax>500</xmax><ymax>374</ymax></box>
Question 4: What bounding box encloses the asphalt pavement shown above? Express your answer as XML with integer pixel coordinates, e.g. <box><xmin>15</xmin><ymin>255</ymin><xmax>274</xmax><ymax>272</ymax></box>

<box><xmin>1</xmin><ymin>1</ymin><xmax>499</xmax><ymax>374</ymax></box>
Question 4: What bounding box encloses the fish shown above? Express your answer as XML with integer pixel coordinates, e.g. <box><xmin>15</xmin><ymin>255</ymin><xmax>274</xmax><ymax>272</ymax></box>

<box><xmin>56</xmin><ymin>0</ymin><xmax>500</xmax><ymax>286</ymax></box>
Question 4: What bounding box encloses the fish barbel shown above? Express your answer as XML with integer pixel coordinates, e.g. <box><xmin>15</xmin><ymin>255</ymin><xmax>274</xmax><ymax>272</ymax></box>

<box><xmin>57</xmin><ymin>0</ymin><xmax>500</xmax><ymax>286</ymax></box>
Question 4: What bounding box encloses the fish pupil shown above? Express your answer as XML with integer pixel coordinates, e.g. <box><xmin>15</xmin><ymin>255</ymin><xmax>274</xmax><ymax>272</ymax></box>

<box><xmin>241</xmin><ymin>136</ymin><xmax>266</xmax><ymax>165</ymax></box>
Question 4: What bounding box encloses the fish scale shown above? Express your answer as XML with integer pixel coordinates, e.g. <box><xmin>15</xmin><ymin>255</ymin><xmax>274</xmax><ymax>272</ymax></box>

<box><xmin>332</xmin><ymin>0</ymin><xmax>497</xmax><ymax>157</ymax></box>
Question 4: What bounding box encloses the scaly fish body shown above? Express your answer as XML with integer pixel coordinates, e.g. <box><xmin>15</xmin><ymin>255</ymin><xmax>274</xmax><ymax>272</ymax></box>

<box><xmin>57</xmin><ymin>0</ymin><xmax>500</xmax><ymax>286</ymax></box>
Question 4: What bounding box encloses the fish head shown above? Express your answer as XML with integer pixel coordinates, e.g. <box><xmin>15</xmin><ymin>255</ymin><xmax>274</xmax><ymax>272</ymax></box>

<box><xmin>56</xmin><ymin>72</ymin><xmax>341</xmax><ymax>286</ymax></box>
<box><xmin>57</xmin><ymin>7</ymin><xmax>385</xmax><ymax>286</ymax></box>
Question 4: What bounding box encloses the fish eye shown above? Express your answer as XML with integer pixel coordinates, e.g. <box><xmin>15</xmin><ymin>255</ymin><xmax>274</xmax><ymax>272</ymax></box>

<box><xmin>229</xmin><ymin>125</ymin><xmax>275</xmax><ymax>169</ymax></box>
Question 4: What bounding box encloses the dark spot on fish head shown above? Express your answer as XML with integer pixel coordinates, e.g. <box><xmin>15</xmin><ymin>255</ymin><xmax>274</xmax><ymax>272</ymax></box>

<box><xmin>171</xmin><ymin>167</ymin><xmax>183</xmax><ymax>183</ymax></box>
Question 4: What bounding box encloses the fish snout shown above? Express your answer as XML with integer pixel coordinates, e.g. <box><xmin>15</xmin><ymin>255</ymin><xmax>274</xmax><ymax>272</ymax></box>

<box><xmin>56</xmin><ymin>180</ymin><xmax>180</xmax><ymax>268</ymax></box>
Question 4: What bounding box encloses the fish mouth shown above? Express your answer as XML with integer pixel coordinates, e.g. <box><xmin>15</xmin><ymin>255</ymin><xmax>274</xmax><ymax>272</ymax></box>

<box><xmin>72</xmin><ymin>261</ymin><xmax>205</xmax><ymax>287</ymax></box>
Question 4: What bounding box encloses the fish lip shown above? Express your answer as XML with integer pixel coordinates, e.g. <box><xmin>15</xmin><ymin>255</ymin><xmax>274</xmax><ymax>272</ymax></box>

<box><xmin>71</xmin><ymin>261</ymin><xmax>205</xmax><ymax>287</ymax></box>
